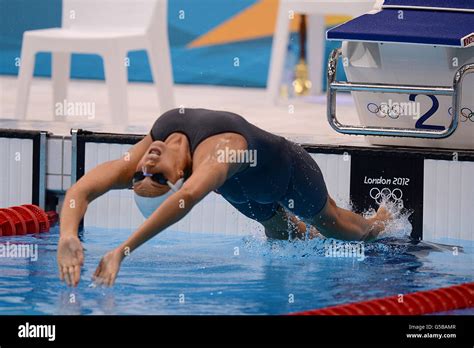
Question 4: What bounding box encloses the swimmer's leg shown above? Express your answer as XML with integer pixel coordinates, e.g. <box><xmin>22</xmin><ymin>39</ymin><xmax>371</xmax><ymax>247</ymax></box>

<box><xmin>225</xmin><ymin>200</ymin><xmax>290</xmax><ymax>240</ymax></box>
<box><xmin>309</xmin><ymin>196</ymin><xmax>391</xmax><ymax>241</ymax></box>
<box><xmin>281</xmin><ymin>142</ymin><xmax>391</xmax><ymax>241</ymax></box>
<box><xmin>260</xmin><ymin>206</ymin><xmax>296</xmax><ymax>240</ymax></box>
<box><xmin>225</xmin><ymin>198</ymin><xmax>319</xmax><ymax>240</ymax></box>
<box><xmin>260</xmin><ymin>206</ymin><xmax>320</xmax><ymax>240</ymax></box>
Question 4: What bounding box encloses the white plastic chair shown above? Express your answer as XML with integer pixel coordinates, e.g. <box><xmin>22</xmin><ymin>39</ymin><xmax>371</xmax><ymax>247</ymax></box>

<box><xmin>15</xmin><ymin>0</ymin><xmax>175</xmax><ymax>124</ymax></box>
<box><xmin>267</xmin><ymin>0</ymin><xmax>378</xmax><ymax>103</ymax></box>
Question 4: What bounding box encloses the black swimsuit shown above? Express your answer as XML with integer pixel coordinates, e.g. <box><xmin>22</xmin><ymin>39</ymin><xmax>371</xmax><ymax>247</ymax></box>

<box><xmin>150</xmin><ymin>108</ymin><xmax>328</xmax><ymax>222</ymax></box>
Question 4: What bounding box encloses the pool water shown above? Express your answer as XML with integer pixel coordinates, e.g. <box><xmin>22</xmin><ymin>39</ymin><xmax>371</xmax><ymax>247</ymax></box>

<box><xmin>0</xmin><ymin>226</ymin><xmax>472</xmax><ymax>315</ymax></box>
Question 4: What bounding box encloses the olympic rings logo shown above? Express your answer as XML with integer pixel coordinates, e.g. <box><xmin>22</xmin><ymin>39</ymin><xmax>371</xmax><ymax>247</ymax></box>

<box><xmin>367</xmin><ymin>103</ymin><xmax>401</xmax><ymax>119</ymax></box>
<box><xmin>369</xmin><ymin>187</ymin><xmax>403</xmax><ymax>205</ymax></box>
<box><xmin>448</xmin><ymin>107</ymin><xmax>474</xmax><ymax>122</ymax></box>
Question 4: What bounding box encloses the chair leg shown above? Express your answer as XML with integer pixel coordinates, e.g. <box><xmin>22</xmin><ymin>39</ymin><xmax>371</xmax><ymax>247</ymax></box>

<box><xmin>103</xmin><ymin>50</ymin><xmax>129</xmax><ymax>126</ymax></box>
<box><xmin>15</xmin><ymin>43</ymin><xmax>36</xmax><ymax>120</ymax></box>
<box><xmin>307</xmin><ymin>14</ymin><xmax>325</xmax><ymax>95</ymax></box>
<box><xmin>266</xmin><ymin>3</ymin><xmax>291</xmax><ymax>104</ymax></box>
<box><xmin>147</xmin><ymin>40</ymin><xmax>175</xmax><ymax>113</ymax></box>
<box><xmin>52</xmin><ymin>52</ymin><xmax>71</xmax><ymax>121</ymax></box>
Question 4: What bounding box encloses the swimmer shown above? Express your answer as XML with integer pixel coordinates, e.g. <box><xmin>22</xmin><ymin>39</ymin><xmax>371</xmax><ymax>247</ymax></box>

<box><xmin>57</xmin><ymin>108</ymin><xmax>391</xmax><ymax>286</ymax></box>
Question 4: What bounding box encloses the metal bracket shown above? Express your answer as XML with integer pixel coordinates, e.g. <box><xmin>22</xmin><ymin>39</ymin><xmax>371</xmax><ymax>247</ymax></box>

<box><xmin>327</xmin><ymin>48</ymin><xmax>474</xmax><ymax>139</ymax></box>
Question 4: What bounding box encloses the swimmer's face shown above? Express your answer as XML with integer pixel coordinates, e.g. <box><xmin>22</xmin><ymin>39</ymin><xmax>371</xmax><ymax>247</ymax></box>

<box><xmin>133</xmin><ymin>141</ymin><xmax>181</xmax><ymax>197</ymax></box>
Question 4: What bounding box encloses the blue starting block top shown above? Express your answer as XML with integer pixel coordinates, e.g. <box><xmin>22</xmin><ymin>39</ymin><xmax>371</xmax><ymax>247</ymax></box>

<box><xmin>383</xmin><ymin>0</ymin><xmax>474</xmax><ymax>12</ymax></box>
<box><xmin>327</xmin><ymin>9</ymin><xmax>474</xmax><ymax>47</ymax></box>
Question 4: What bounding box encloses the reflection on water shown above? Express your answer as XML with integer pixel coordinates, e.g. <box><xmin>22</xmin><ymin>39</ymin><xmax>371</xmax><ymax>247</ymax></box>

<box><xmin>57</xmin><ymin>288</ymin><xmax>117</xmax><ymax>315</ymax></box>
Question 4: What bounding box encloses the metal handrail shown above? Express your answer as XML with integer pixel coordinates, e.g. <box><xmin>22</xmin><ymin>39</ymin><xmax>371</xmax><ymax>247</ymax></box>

<box><xmin>327</xmin><ymin>48</ymin><xmax>474</xmax><ymax>139</ymax></box>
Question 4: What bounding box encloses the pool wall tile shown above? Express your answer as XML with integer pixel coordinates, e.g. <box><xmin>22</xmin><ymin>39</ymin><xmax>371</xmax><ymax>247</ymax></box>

<box><xmin>310</xmin><ymin>153</ymin><xmax>351</xmax><ymax>208</ymax></box>
<box><xmin>62</xmin><ymin>175</ymin><xmax>71</xmax><ymax>190</ymax></box>
<box><xmin>423</xmin><ymin>159</ymin><xmax>474</xmax><ymax>241</ymax></box>
<box><xmin>46</xmin><ymin>174</ymin><xmax>62</xmax><ymax>191</ymax></box>
<box><xmin>0</xmin><ymin>137</ymin><xmax>33</xmax><ymax>207</ymax></box>
<box><xmin>45</xmin><ymin>136</ymin><xmax>74</xmax><ymax>193</ymax></box>
<box><xmin>46</xmin><ymin>138</ymin><xmax>63</xmax><ymax>175</ymax></box>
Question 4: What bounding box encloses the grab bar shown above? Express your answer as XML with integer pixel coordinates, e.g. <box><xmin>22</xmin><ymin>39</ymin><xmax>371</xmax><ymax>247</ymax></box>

<box><xmin>327</xmin><ymin>48</ymin><xmax>474</xmax><ymax>139</ymax></box>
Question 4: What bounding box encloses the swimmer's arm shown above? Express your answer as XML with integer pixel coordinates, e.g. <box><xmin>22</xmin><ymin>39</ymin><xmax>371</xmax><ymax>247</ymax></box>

<box><xmin>60</xmin><ymin>135</ymin><xmax>153</xmax><ymax>238</ymax></box>
<box><xmin>59</xmin><ymin>135</ymin><xmax>153</xmax><ymax>286</ymax></box>
<box><xmin>59</xmin><ymin>159</ymin><xmax>134</xmax><ymax>286</ymax></box>
<box><xmin>115</xmin><ymin>162</ymin><xmax>229</xmax><ymax>256</ymax></box>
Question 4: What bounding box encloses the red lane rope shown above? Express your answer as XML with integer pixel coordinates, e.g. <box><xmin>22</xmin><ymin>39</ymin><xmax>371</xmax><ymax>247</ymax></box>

<box><xmin>290</xmin><ymin>282</ymin><xmax>474</xmax><ymax>315</ymax></box>
<box><xmin>0</xmin><ymin>205</ymin><xmax>58</xmax><ymax>236</ymax></box>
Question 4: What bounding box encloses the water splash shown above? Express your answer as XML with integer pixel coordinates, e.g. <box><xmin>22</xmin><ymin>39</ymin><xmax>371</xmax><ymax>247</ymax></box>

<box><xmin>241</xmin><ymin>198</ymin><xmax>415</xmax><ymax>260</ymax></box>
<box><xmin>242</xmin><ymin>234</ymin><xmax>417</xmax><ymax>260</ymax></box>
<box><xmin>361</xmin><ymin>198</ymin><xmax>413</xmax><ymax>239</ymax></box>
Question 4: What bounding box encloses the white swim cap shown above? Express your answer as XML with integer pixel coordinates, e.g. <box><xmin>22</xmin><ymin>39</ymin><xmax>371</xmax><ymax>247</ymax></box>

<box><xmin>134</xmin><ymin>178</ymin><xmax>184</xmax><ymax>218</ymax></box>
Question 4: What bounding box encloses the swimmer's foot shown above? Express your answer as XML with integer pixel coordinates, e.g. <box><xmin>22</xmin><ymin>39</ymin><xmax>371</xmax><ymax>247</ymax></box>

<box><xmin>365</xmin><ymin>206</ymin><xmax>393</xmax><ymax>241</ymax></box>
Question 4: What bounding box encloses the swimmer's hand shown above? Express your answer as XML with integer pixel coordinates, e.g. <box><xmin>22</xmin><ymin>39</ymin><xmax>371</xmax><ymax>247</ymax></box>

<box><xmin>58</xmin><ymin>235</ymin><xmax>84</xmax><ymax>287</ymax></box>
<box><xmin>365</xmin><ymin>206</ymin><xmax>393</xmax><ymax>241</ymax></box>
<box><xmin>93</xmin><ymin>249</ymin><xmax>124</xmax><ymax>287</ymax></box>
